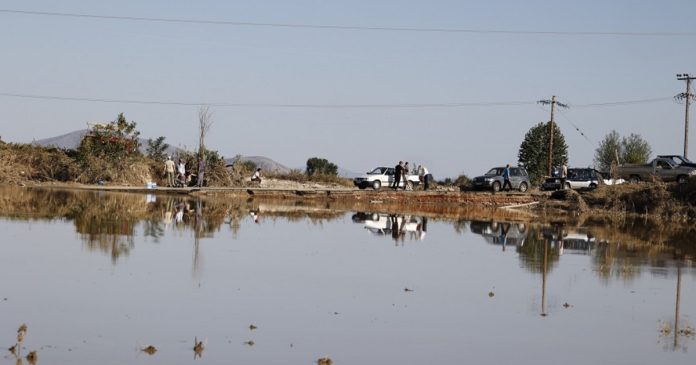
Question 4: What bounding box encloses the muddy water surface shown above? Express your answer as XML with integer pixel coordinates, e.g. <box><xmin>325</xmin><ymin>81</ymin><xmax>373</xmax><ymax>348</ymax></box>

<box><xmin>0</xmin><ymin>188</ymin><xmax>695</xmax><ymax>365</ymax></box>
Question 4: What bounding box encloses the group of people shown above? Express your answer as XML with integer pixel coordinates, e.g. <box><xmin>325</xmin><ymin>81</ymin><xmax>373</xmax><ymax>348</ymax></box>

<box><xmin>164</xmin><ymin>156</ymin><xmax>188</xmax><ymax>187</ymax></box>
<box><xmin>163</xmin><ymin>156</ymin><xmax>208</xmax><ymax>188</ymax></box>
<box><xmin>391</xmin><ymin>161</ymin><xmax>433</xmax><ymax>191</ymax></box>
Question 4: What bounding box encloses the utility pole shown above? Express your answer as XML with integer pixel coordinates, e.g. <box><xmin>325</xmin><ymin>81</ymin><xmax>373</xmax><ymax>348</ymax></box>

<box><xmin>676</xmin><ymin>74</ymin><xmax>695</xmax><ymax>159</ymax></box>
<box><xmin>538</xmin><ymin>96</ymin><xmax>569</xmax><ymax>176</ymax></box>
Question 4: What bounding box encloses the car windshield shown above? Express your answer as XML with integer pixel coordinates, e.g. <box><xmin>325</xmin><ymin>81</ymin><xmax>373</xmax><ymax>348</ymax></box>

<box><xmin>368</xmin><ymin>167</ymin><xmax>387</xmax><ymax>175</ymax></box>
<box><xmin>485</xmin><ymin>168</ymin><xmax>502</xmax><ymax>176</ymax></box>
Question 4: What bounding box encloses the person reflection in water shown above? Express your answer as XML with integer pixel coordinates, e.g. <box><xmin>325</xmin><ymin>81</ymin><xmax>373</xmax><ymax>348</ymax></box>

<box><xmin>390</xmin><ymin>215</ymin><xmax>400</xmax><ymax>245</ymax></box>
<box><xmin>499</xmin><ymin>223</ymin><xmax>509</xmax><ymax>252</ymax></box>
<box><xmin>175</xmin><ymin>200</ymin><xmax>187</xmax><ymax>224</ymax></box>
<box><xmin>417</xmin><ymin>217</ymin><xmax>428</xmax><ymax>241</ymax></box>
<box><xmin>249</xmin><ymin>209</ymin><xmax>260</xmax><ymax>223</ymax></box>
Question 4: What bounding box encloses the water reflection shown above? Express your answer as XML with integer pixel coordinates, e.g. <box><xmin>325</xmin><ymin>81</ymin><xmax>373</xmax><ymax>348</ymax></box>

<box><xmin>2</xmin><ymin>188</ymin><xmax>696</xmax><ymax>362</ymax></box>
<box><xmin>352</xmin><ymin>213</ymin><xmax>427</xmax><ymax>245</ymax></box>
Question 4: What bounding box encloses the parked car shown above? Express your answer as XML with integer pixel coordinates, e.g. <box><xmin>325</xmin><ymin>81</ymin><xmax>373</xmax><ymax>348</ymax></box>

<box><xmin>353</xmin><ymin>166</ymin><xmax>421</xmax><ymax>190</ymax></box>
<box><xmin>541</xmin><ymin>168</ymin><xmax>601</xmax><ymax>191</ymax></box>
<box><xmin>471</xmin><ymin>166</ymin><xmax>530</xmax><ymax>192</ymax></box>
<box><xmin>616</xmin><ymin>157</ymin><xmax>696</xmax><ymax>183</ymax></box>
<box><xmin>657</xmin><ymin>155</ymin><xmax>696</xmax><ymax>168</ymax></box>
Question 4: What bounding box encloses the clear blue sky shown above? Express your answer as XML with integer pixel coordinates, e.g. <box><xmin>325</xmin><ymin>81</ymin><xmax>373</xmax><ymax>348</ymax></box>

<box><xmin>1</xmin><ymin>0</ymin><xmax>695</xmax><ymax>177</ymax></box>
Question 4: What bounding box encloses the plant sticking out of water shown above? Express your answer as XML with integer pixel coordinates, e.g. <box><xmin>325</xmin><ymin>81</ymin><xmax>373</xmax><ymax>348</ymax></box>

<box><xmin>7</xmin><ymin>324</ymin><xmax>36</xmax><ymax>364</ymax></box>
<box><xmin>317</xmin><ymin>357</ymin><xmax>333</xmax><ymax>365</ymax></box>
<box><xmin>141</xmin><ymin>345</ymin><xmax>157</xmax><ymax>355</ymax></box>
<box><xmin>243</xmin><ymin>340</ymin><xmax>255</xmax><ymax>347</ymax></box>
<box><xmin>25</xmin><ymin>350</ymin><xmax>37</xmax><ymax>365</ymax></box>
<box><xmin>193</xmin><ymin>337</ymin><xmax>206</xmax><ymax>358</ymax></box>
<box><xmin>249</xmin><ymin>324</ymin><xmax>257</xmax><ymax>331</ymax></box>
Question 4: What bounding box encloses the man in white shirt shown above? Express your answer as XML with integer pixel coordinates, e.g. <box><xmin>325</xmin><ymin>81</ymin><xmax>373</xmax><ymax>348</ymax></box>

<box><xmin>418</xmin><ymin>165</ymin><xmax>433</xmax><ymax>191</ymax></box>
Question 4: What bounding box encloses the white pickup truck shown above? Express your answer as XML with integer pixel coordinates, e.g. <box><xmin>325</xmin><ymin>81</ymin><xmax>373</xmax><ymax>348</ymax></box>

<box><xmin>353</xmin><ymin>166</ymin><xmax>421</xmax><ymax>190</ymax></box>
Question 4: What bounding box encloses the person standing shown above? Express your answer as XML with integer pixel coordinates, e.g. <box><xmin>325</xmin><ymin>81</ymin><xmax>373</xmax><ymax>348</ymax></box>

<box><xmin>164</xmin><ymin>156</ymin><xmax>176</xmax><ymax>187</ymax></box>
<box><xmin>502</xmin><ymin>164</ymin><xmax>512</xmax><ymax>192</ymax></box>
<box><xmin>418</xmin><ymin>164</ymin><xmax>433</xmax><ymax>191</ymax></box>
<box><xmin>177</xmin><ymin>159</ymin><xmax>186</xmax><ymax>185</ymax></box>
<box><xmin>403</xmin><ymin>162</ymin><xmax>411</xmax><ymax>190</ymax></box>
<box><xmin>560</xmin><ymin>164</ymin><xmax>568</xmax><ymax>190</ymax></box>
<box><xmin>197</xmin><ymin>158</ymin><xmax>206</xmax><ymax>188</ymax></box>
<box><xmin>251</xmin><ymin>168</ymin><xmax>262</xmax><ymax>184</ymax></box>
<box><xmin>392</xmin><ymin>161</ymin><xmax>403</xmax><ymax>190</ymax></box>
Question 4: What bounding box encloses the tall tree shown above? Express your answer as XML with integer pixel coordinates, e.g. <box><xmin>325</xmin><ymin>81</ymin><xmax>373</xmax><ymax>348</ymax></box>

<box><xmin>594</xmin><ymin>131</ymin><xmax>651</xmax><ymax>171</ymax></box>
<box><xmin>518</xmin><ymin>121</ymin><xmax>568</xmax><ymax>184</ymax></box>
<box><xmin>621</xmin><ymin>133</ymin><xmax>652</xmax><ymax>164</ymax></box>
<box><xmin>593</xmin><ymin>130</ymin><xmax>622</xmax><ymax>172</ymax></box>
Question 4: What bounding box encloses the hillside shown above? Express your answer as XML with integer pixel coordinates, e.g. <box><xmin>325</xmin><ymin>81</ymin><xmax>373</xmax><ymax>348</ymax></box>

<box><xmin>33</xmin><ymin>129</ymin><xmax>181</xmax><ymax>156</ymax></box>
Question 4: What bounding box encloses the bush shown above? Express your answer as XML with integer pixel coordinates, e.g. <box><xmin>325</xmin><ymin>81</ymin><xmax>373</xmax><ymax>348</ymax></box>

<box><xmin>306</xmin><ymin>157</ymin><xmax>338</xmax><ymax>177</ymax></box>
<box><xmin>176</xmin><ymin>148</ymin><xmax>231</xmax><ymax>187</ymax></box>
<box><xmin>77</xmin><ymin>113</ymin><xmax>141</xmax><ymax>162</ymax></box>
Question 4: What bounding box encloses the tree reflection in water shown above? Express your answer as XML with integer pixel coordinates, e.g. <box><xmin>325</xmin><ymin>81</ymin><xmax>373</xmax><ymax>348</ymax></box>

<box><xmin>0</xmin><ymin>188</ymin><xmax>346</xmax><ymax>264</ymax></box>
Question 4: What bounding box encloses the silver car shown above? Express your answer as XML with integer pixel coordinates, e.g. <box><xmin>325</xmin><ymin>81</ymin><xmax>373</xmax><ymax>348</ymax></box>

<box><xmin>472</xmin><ymin>167</ymin><xmax>530</xmax><ymax>192</ymax></box>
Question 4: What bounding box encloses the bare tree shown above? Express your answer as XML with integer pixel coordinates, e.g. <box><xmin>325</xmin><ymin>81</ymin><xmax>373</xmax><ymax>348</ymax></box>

<box><xmin>197</xmin><ymin>106</ymin><xmax>213</xmax><ymax>187</ymax></box>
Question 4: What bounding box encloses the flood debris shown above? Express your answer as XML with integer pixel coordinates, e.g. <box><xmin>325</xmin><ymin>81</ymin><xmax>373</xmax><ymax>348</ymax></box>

<box><xmin>249</xmin><ymin>324</ymin><xmax>257</xmax><ymax>331</ymax></box>
<box><xmin>488</xmin><ymin>291</ymin><xmax>495</xmax><ymax>298</ymax></box>
<box><xmin>25</xmin><ymin>351</ymin><xmax>37</xmax><ymax>365</ymax></box>
<box><xmin>243</xmin><ymin>340</ymin><xmax>255</xmax><ymax>347</ymax></box>
<box><xmin>317</xmin><ymin>357</ymin><xmax>333</xmax><ymax>365</ymax></box>
<box><xmin>562</xmin><ymin>302</ymin><xmax>573</xmax><ymax>308</ymax></box>
<box><xmin>141</xmin><ymin>345</ymin><xmax>157</xmax><ymax>355</ymax></box>
<box><xmin>659</xmin><ymin>322</ymin><xmax>672</xmax><ymax>336</ymax></box>
<box><xmin>404</xmin><ymin>287</ymin><xmax>414</xmax><ymax>292</ymax></box>
<box><xmin>17</xmin><ymin>324</ymin><xmax>27</xmax><ymax>345</ymax></box>
<box><xmin>193</xmin><ymin>337</ymin><xmax>205</xmax><ymax>357</ymax></box>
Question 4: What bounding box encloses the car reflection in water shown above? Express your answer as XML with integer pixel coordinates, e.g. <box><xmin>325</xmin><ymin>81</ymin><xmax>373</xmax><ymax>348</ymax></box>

<box><xmin>469</xmin><ymin>220</ymin><xmax>596</xmax><ymax>255</ymax></box>
<box><xmin>541</xmin><ymin>225</ymin><xmax>596</xmax><ymax>255</ymax></box>
<box><xmin>469</xmin><ymin>220</ymin><xmax>528</xmax><ymax>251</ymax></box>
<box><xmin>352</xmin><ymin>212</ymin><xmax>427</xmax><ymax>245</ymax></box>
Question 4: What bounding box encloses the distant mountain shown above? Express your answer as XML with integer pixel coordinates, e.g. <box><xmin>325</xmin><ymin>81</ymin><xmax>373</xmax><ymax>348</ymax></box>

<box><xmin>33</xmin><ymin>129</ymin><xmax>88</xmax><ymax>150</ymax></box>
<box><xmin>224</xmin><ymin>156</ymin><xmax>292</xmax><ymax>174</ymax></box>
<box><xmin>337</xmin><ymin>167</ymin><xmax>361</xmax><ymax>179</ymax></box>
<box><xmin>33</xmin><ymin>130</ymin><xmax>355</xmax><ymax>177</ymax></box>
<box><xmin>33</xmin><ymin>129</ymin><xmax>179</xmax><ymax>156</ymax></box>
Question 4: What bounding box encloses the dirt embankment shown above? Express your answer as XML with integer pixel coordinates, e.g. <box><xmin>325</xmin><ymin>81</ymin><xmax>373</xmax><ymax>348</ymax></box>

<box><xmin>538</xmin><ymin>181</ymin><xmax>696</xmax><ymax>223</ymax></box>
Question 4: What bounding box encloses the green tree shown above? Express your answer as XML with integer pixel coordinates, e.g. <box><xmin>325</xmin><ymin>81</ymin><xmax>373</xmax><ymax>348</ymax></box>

<box><xmin>594</xmin><ymin>131</ymin><xmax>651</xmax><ymax>171</ymax></box>
<box><xmin>306</xmin><ymin>157</ymin><xmax>338</xmax><ymax>177</ymax></box>
<box><xmin>517</xmin><ymin>122</ymin><xmax>568</xmax><ymax>184</ymax></box>
<box><xmin>78</xmin><ymin>113</ymin><xmax>141</xmax><ymax>161</ymax></box>
<box><xmin>594</xmin><ymin>130</ymin><xmax>622</xmax><ymax>172</ymax></box>
<box><xmin>146</xmin><ymin>136</ymin><xmax>170</xmax><ymax>160</ymax></box>
<box><xmin>621</xmin><ymin>133</ymin><xmax>652</xmax><ymax>164</ymax></box>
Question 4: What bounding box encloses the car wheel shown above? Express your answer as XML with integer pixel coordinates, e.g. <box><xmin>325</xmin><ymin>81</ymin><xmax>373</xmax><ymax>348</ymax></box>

<box><xmin>372</xmin><ymin>180</ymin><xmax>381</xmax><ymax>190</ymax></box>
<box><xmin>589</xmin><ymin>183</ymin><xmax>597</xmax><ymax>189</ymax></box>
<box><xmin>677</xmin><ymin>175</ymin><xmax>688</xmax><ymax>184</ymax></box>
<box><xmin>492</xmin><ymin>181</ymin><xmax>501</xmax><ymax>192</ymax></box>
<box><xmin>629</xmin><ymin>175</ymin><xmax>640</xmax><ymax>184</ymax></box>
<box><xmin>518</xmin><ymin>182</ymin><xmax>528</xmax><ymax>193</ymax></box>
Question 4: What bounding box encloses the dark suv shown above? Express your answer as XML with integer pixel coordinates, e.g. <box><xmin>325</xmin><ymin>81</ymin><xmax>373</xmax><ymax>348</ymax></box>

<box><xmin>472</xmin><ymin>166</ymin><xmax>530</xmax><ymax>192</ymax></box>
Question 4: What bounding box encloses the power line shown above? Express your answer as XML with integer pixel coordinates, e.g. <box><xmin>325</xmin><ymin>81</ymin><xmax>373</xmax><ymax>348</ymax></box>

<box><xmin>1</xmin><ymin>9</ymin><xmax>695</xmax><ymax>37</ymax></box>
<box><xmin>0</xmin><ymin>92</ymin><xmax>536</xmax><ymax>108</ymax></box>
<box><xmin>571</xmin><ymin>97</ymin><xmax>673</xmax><ymax>108</ymax></box>
<box><xmin>0</xmin><ymin>91</ymin><xmax>677</xmax><ymax>109</ymax></box>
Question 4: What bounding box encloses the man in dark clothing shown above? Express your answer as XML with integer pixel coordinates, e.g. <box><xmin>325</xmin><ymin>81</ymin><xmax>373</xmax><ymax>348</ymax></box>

<box><xmin>502</xmin><ymin>164</ymin><xmax>512</xmax><ymax>192</ymax></box>
<box><xmin>392</xmin><ymin>161</ymin><xmax>403</xmax><ymax>190</ymax></box>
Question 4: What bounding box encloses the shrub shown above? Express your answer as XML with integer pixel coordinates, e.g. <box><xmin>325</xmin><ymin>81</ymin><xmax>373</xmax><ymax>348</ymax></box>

<box><xmin>306</xmin><ymin>157</ymin><xmax>338</xmax><ymax>177</ymax></box>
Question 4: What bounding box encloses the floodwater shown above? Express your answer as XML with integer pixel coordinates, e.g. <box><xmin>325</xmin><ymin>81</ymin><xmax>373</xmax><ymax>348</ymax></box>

<box><xmin>0</xmin><ymin>188</ymin><xmax>695</xmax><ymax>365</ymax></box>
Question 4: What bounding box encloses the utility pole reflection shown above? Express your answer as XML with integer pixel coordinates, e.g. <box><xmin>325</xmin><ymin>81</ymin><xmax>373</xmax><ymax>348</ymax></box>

<box><xmin>541</xmin><ymin>237</ymin><xmax>548</xmax><ymax>317</ymax></box>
